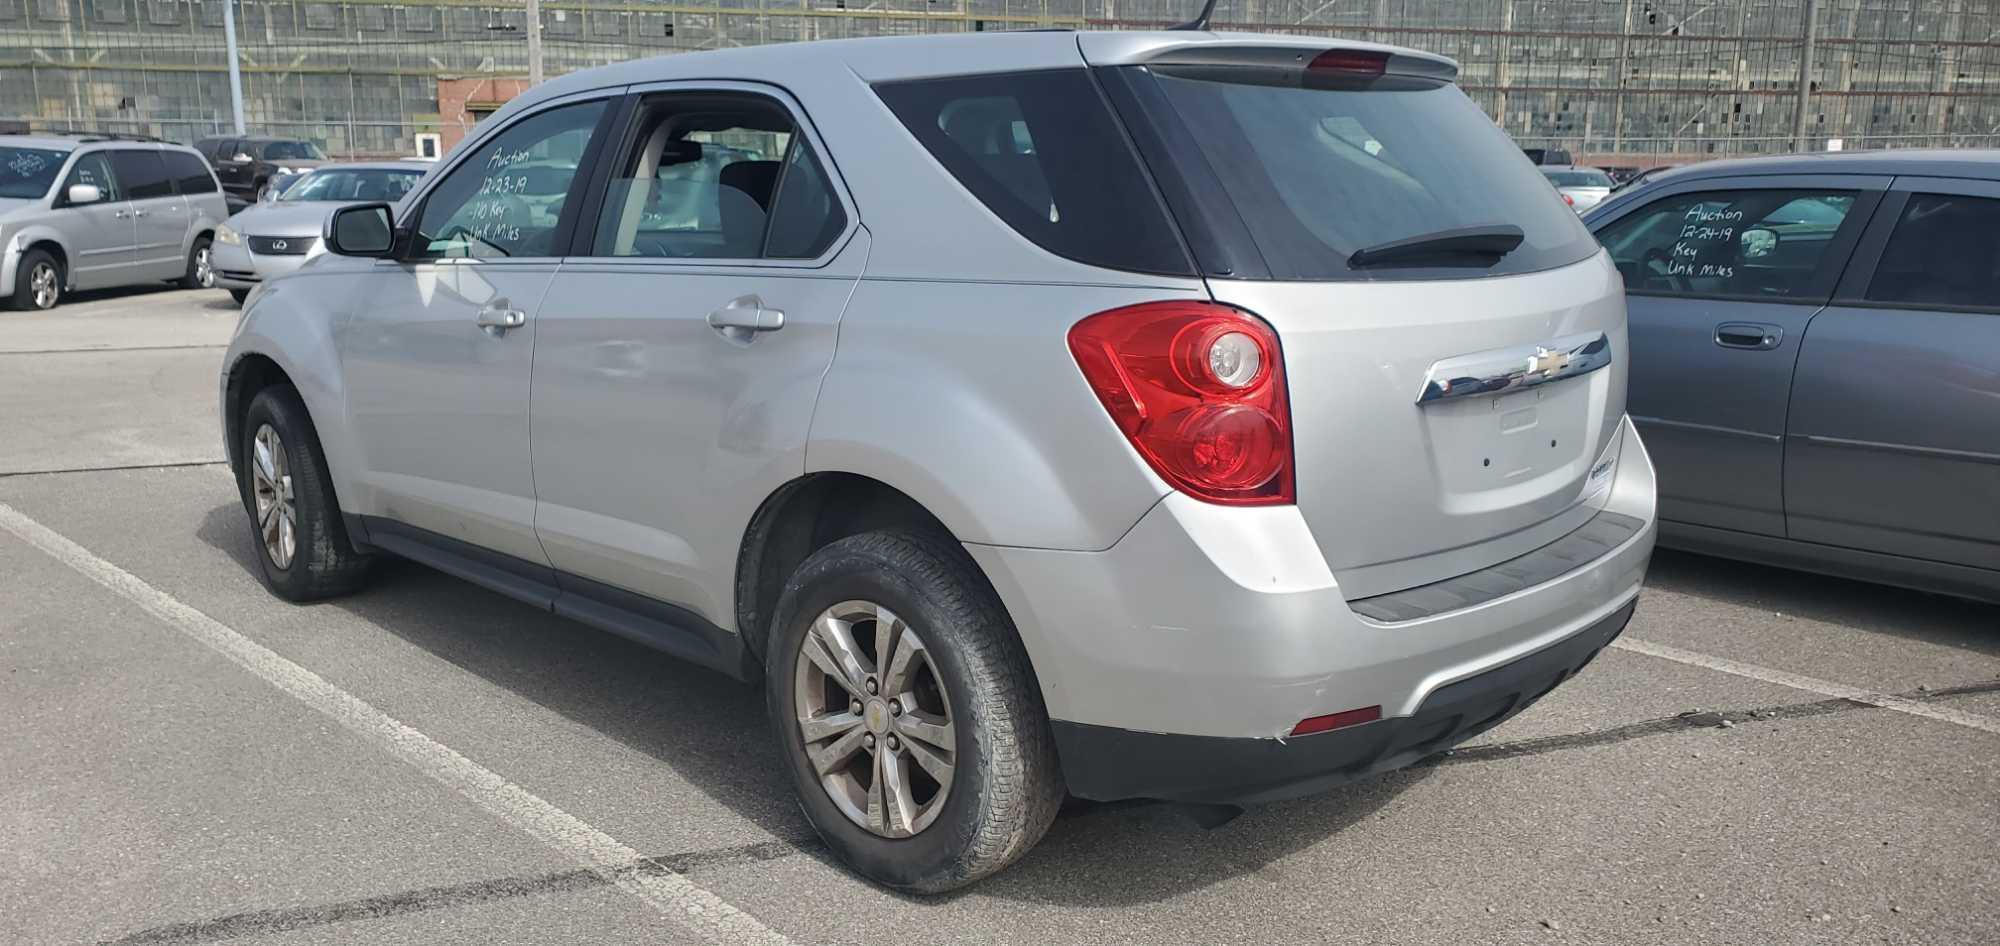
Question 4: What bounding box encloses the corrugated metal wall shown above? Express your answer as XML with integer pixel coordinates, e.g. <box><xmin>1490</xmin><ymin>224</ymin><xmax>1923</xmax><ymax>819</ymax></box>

<box><xmin>3</xmin><ymin>0</ymin><xmax>1994</xmax><ymax>158</ymax></box>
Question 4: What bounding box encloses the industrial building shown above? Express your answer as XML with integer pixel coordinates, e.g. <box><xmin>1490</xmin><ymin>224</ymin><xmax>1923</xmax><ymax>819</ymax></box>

<box><xmin>3</xmin><ymin>0</ymin><xmax>1995</xmax><ymax>160</ymax></box>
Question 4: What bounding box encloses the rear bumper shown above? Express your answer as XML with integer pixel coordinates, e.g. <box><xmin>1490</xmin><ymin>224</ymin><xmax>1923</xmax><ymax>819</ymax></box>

<box><xmin>967</xmin><ymin>414</ymin><xmax>1655</xmax><ymax>777</ymax></box>
<box><xmin>1056</xmin><ymin>599</ymin><xmax>1635</xmax><ymax>804</ymax></box>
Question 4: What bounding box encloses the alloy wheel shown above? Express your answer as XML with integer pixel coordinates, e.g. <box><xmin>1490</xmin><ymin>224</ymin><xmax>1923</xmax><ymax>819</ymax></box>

<box><xmin>794</xmin><ymin>600</ymin><xmax>957</xmax><ymax>838</ymax></box>
<box><xmin>28</xmin><ymin>261</ymin><xmax>58</xmax><ymax>309</ymax></box>
<box><xmin>195</xmin><ymin>246</ymin><xmax>215</xmax><ymax>288</ymax></box>
<box><xmin>250</xmin><ymin>424</ymin><xmax>297</xmax><ymax>569</ymax></box>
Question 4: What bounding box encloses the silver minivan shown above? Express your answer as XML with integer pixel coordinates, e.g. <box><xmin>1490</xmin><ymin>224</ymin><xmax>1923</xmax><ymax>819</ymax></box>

<box><xmin>1</xmin><ymin>133</ymin><xmax>229</xmax><ymax>310</ymax></box>
<box><xmin>221</xmin><ymin>31</ymin><xmax>1656</xmax><ymax>891</ymax></box>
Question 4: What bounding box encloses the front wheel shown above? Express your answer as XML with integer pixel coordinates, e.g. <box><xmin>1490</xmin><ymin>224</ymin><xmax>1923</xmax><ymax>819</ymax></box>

<box><xmin>181</xmin><ymin>235</ymin><xmax>215</xmax><ymax>289</ymax></box>
<box><xmin>8</xmin><ymin>249</ymin><xmax>61</xmax><ymax>310</ymax></box>
<box><xmin>237</xmin><ymin>385</ymin><xmax>372</xmax><ymax>601</ymax></box>
<box><xmin>766</xmin><ymin>531</ymin><xmax>1063</xmax><ymax>893</ymax></box>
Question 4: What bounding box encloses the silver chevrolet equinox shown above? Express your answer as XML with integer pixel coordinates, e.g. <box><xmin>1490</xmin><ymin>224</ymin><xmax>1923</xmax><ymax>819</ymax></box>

<box><xmin>221</xmin><ymin>30</ymin><xmax>1657</xmax><ymax>891</ymax></box>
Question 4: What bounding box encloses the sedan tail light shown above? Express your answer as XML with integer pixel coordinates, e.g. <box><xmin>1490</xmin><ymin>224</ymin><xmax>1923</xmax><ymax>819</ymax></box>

<box><xmin>1068</xmin><ymin>301</ymin><xmax>1294</xmax><ymax>506</ymax></box>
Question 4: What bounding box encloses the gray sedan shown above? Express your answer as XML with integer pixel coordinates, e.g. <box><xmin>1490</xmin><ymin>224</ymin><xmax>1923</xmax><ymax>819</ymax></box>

<box><xmin>1586</xmin><ymin>150</ymin><xmax>2000</xmax><ymax>602</ymax></box>
<box><xmin>1542</xmin><ymin>166</ymin><xmax>1614</xmax><ymax>212</ymax></box>
<box><xmin>212</xmin><ymin>161</ymin><xmax>428</xmax><ymax>303</ymax></box>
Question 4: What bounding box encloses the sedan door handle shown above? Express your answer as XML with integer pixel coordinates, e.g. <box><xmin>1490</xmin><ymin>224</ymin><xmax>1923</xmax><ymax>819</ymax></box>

<box><xmin>113</xmin><ymin>210</ymin><xmax>131</xmax><ymax>219</ymax></box>
<box><xmin>707</xmin><ymin>295</ymin><xmax>785</xmax><ymax>341</ymax></box>
<box><xmin>132</xmin><ymin>208</ymin><xmax>148</xmax><ymax>218</ymax></box>
<box><xmin>475</xmin><ymin>303</ymin><xmax>527</xmax><ymax>335</ymax></box>
<box><xmin>1715</xmin><ymin>322</ymin><xmax>1782</xmax><ymax>351</ymax></box>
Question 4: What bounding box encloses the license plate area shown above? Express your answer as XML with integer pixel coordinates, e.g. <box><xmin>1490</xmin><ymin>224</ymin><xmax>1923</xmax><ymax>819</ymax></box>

<box><xmin>1425</xmin><ymin>382</ymin><xmax>1594</xmax><ymax>504</ymax></box>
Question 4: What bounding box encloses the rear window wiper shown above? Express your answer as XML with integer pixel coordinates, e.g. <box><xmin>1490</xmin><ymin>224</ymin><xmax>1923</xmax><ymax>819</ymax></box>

<box><xmin>1348</xmin><ymin>224</ymin><xmax>1525</xmax><ymax>269</ymax></box>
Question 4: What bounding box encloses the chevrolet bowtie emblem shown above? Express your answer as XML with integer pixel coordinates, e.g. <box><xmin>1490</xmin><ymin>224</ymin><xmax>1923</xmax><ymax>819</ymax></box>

<box><xmin>1526</xmin><ymin>347</ymin><xmax>1571</xmax><ymax>377</ymax></box>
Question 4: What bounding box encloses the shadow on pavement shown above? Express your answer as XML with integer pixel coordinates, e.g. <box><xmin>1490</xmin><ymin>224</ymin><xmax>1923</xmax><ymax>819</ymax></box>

<box><xmin>195</xmin><ymin>499</ymin><xmax>1417</xmax><ymax>903</ymax></box>
<box><xmin>1645</xmin><ymin>548</ymin><xmax>2000</xmax><ymax>655</ymax></box>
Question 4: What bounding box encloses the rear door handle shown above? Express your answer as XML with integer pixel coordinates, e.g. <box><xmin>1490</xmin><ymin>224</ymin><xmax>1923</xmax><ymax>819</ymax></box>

<box><xmin>1715</xmin><ymin>322</ymin><xmax>1783</xmax><ymax>350</ymax></box>
<box><xmin>475</xmin><ymin>302</ymin><xmax>527</xmax><ymax>335</ymax></box>
<box><xmin>132</xmin><ymin>208</ymin><xmax>148</xmax><ymax>218</ymax></box>
<box><xmin>707</xmin><ymin>295</ymin><xmax>785</xmax><ymax>341</ymax></box>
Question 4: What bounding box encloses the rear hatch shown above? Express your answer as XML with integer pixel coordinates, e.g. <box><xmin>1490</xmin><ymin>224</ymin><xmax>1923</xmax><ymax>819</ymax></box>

<box><xmin>1088</xmin><ymin>37</ymin><xmax>1627</xmax><ymax>598</ymax></box>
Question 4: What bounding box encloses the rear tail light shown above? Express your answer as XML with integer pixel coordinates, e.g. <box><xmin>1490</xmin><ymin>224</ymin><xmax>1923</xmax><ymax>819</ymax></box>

<box><xmin>1068</xmin><ymin>301</ymin><xmax>1294</xmax><ymax>506</ymax></box>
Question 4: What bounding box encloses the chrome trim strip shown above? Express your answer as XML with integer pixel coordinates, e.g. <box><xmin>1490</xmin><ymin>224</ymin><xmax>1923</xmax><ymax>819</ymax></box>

<box><xmin>1416</xmin><ymin>331</ymin><xmax>1612</xmax><ymax>405</ymax></box>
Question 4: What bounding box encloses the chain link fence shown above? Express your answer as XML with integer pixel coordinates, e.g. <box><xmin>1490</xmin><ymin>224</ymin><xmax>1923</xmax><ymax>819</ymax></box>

<box><xmin>3</xmin><ymin>0</ymin><xmax>1997</xmax><ymax>160</ymax></box>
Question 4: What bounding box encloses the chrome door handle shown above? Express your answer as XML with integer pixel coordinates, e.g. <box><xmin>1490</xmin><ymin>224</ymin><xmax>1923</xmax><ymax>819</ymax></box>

<box><xmin>113</xmin><ymin>210</ymin><xmax>130</xmax><ymax>219</ymax></box>
<box><xmin>475</xmin><ymin>303</ymin><xmax>527</xmax><ymax>334</ymax></box>
<box><xmin>132</xmin><ymin>208</ymin><xmax>148</xmax><ymax>218</ymax></box>
<box><xmin>707</xmin><ymin>295</ymin><xmax>785</xmax><ymax>341</ymax></box>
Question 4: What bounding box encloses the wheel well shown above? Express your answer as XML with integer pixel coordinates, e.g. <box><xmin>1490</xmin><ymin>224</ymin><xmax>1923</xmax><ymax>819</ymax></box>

<box><xmin>735</xmin><ymin>473</ymin><xmax>966</xmax><ymax>664</ymax></box>
<box><xmin>223</xmin><ymin>354</ymin><xmax>295</xmax><ymax>473</ymax></box>
<box><xmin>25</xmin><ymin>240</ymin><xmax>65</xmax><ymax>274</ymax></box>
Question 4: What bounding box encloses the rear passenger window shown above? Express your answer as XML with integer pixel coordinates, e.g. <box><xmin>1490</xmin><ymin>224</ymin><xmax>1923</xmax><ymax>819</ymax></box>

<box><xmin>109</xmin><ymin>150</ymin><xmax>174</xmax><ymax>199</ymax></box>
<box><xmin>163</xmin><ymin>151</ymin><xmax>218</xmax><ymax>194</ymax></box>
<box><xmin>1865</xmin><ymin>194</ymin><xmax>2000</xmax><ymax>311</ymax></box>
<box><xmin>1596</xmin><ymin>189</ymin><xmax>1857</xmax><ymax>299</ymax></box>
<box><xmin>591</xmin><ymin>92</ymin><xmax>841</xmax><ymax>260</ymax></box>
<box><xmin>875</xmin><ymin>69</ymin><xmax>1193</xmax><ymax>276</ymax></box>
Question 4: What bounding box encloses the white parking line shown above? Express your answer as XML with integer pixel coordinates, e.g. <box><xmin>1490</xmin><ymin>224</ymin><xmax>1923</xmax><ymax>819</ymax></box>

<box><xmin>0</xmin><ymin>501</ymin><xmax>794</xmax><ymax>946</ymax></box>
<box><xmin>1614</xmin><ymin>636</ymin><xmax>2000</xmax><ymax>736</ymax></box>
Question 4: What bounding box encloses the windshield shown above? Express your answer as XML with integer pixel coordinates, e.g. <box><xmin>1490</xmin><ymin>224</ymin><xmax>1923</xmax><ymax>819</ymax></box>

<box><xmin>1148</xmin><ymin>72</ymin><xmax>1598</xmax><ymax>280</ymax></box>
<box><xmin>262</xmin><ymin>141</ymin><xmax>328</xmax><ymax>161</ymax></box>
<box><xmin>1544</xmin><ymin>169</ymin><xmax>1613</xmax><ymax>188</ymax></box>
<box><xmin>280</xmin><ymin>168</ymin><xmax>423</xmax><ymax>202</ymax></box>
<box><xmin>0</xmin><ymin>146</ymin><xmax>70</xmax><ymax>199</ymax></box>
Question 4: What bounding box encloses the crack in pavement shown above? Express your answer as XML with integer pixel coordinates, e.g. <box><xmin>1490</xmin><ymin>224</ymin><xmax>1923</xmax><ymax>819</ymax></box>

<box><xmin>0</xmin><ymin>460</ymin><xmax>227</xmax><ymax>480</ymax></box>
<box><xmin>94</xmin><ymin>678</ymin><xmax>2000</xmax><ymax>946</ymax></box>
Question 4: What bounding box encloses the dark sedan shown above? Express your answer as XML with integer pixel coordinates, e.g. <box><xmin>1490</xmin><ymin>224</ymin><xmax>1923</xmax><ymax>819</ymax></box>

<box><xmin>1585</xmin><ymin>150</ymin><xmax>2000</xmax><ymax>602</ymax></box>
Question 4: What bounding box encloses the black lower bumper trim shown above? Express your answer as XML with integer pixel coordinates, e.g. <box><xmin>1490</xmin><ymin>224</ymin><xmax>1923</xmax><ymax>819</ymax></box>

<box><xmin>1052</xmin><ymin>600</ymin><xmax>1638</xmax><ymax>806</ymax></box>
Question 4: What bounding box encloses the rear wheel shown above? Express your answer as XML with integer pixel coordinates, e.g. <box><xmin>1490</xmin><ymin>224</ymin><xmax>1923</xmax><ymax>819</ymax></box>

<box><xmin>180</xmin><ymin>236</ymin><xmax>215</xmax><ymax>289</ymax></box>
<box><xmin>766</xmin><ymin>531</ymin><xmax>1062</xmax><ymax>893</ymax></box>
<box><xmin>238</xmin><ymin>385</ymin><xmax>372</xmax><ymax>601</ymax></box>
<box><xmin>8</xmin><ymin>249</ymin><xmax>61</xmax><ymax>310</ymax></box>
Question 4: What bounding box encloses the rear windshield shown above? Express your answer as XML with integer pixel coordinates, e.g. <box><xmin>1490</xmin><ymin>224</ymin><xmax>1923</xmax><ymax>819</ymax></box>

<box><xmin>1147</xmin><ymin>71</ymin><xmax>1600</xmax><ymax>281</ymax></box>
<box><xmin>1545</xmin><ymin>169</ymin><xmax>1613</xmax><ymax>188</ymax></box>
<box><xmin>874</xmin><ymin>69</ymin><xmax>1194</xmax><ymax>276</ymax></box>
<box><xmin>1</xmin><ymin>146</ymin><xmax>69</xmax><ymax>199</ymax></box>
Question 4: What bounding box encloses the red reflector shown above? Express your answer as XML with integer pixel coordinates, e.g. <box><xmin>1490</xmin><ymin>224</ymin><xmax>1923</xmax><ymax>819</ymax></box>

<box><xmin>1290</xmin><ymin>706</ymin><xmax>1383</xmax><ymax>737</ymax></box>
<box><xmin>1308</xmin><ymin>49</ymin><xmax>1389</xmax><ymax>75</ymax></box>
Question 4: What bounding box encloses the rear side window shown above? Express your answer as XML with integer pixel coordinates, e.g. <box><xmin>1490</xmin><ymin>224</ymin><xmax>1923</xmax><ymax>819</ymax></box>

<box><xmin>1596</xmin><ymin>189</ymin><xmax>1858</xmax><ymax>300</ymax></box>
<box><xmin>109</xmin><ymin>150</ymin><xmax>174</xmax><ymax>199</ymax></box>
<box><xmin>875</xmin><ymin>69</ymin><xmax>1193</xmax><ymax>276</ymax></box>
<box><xmin>1865</xmin><ymin>193</ymin><xmax>2000</xmax><ymax>311</ymax></box>
<box><xmin>1145</xmin><ymin>70</ymin><xmax>1599</xmax><ymax>280</ymax></box>
<box><xmin>163</xmin><ymin>151</ymin><xmax>217</xmax><ymax>194</ymax></box>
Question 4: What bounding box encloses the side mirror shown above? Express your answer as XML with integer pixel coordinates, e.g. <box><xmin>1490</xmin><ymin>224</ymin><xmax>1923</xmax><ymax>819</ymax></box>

<box><xmin>325</xmin><ymin>202</ymin><xmax>397</xmax><ymax>258</ymax></box>
<box><xmin>66</xmin><ymin>183</ymin><xmax>103</xmax><ymax>205</ymax></box>
<box><xmin>1739</xmin><ymin>227</ymin><xmax>1778</xmax><ymax>261</ymax></box>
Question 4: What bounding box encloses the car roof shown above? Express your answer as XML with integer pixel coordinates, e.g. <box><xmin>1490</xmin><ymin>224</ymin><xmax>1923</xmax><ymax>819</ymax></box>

<box><xmin>518</xmin><ymin>29</ymin><xmax>1452</xmax><ymax>118</ymax></box>
<box><xmin>1644</xmin><ymin>149</ymin><xmax>2000</xmax><ymax>186</ymax></box>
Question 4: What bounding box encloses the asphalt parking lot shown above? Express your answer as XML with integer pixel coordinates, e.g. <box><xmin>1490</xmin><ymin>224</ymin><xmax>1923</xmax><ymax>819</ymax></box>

<box><xmin>4</xmin><ymin>286</ymin><xmax>1997</xmax><ymax>946</ymax></box>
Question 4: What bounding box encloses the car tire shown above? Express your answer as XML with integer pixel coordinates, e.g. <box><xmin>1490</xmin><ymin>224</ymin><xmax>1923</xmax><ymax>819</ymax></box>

<box><xmin>8</xmin><ymin>248</ymin><xmax>61</xmax><ymax>311</ymax></box>
<box><xmin>237</xmin><ymin>385</ymin><xmax>372</xmax><ymax>601</ymax></box>
<box><xmin>229</xmin><ymin>288</ymin><xmax>250</xmax><ymax>306</ymax></box>
<box><xmin>180</xmin><ymin>235</ymin><xmax>216</xmax><ymax>290</ymax></box>
<box><xmin>766</xmin><ymin>530</ymin><xmax>1063</xmax><ymax>893</ymax></box>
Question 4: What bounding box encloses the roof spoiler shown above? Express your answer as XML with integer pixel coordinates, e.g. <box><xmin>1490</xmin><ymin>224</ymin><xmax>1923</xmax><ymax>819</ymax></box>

<box><xmin>1137</xmin><ymin>43</ymin><xmax>1459</xmax><ymax>83</ymax></box>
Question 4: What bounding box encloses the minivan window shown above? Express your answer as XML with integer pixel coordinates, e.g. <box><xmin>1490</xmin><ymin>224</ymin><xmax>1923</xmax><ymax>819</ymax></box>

<box><xmin>875</xmin><ymin>69</ymin><xmax>1193</xmax><ymax>276</ymax></box>
<box><xmin>1595</xmin><ymin>189</ymin><xmax>1858</xmax><ymax>299</ymax></box>
<box><xmin>62</xmin><ymin>153</ymin><xmax>120</xmax><ymax>202</ymax></box>
<box><xmin>162</xmin><ymin>150</ymin><xmax>219</xmax><ymax>194</ymax></box>
<box><xmin>109</xmin><ymin>150</ymin><xmax>174</xmax><ymax>199</ymax></box>
<box><xmin>1146</xmin><ymin>70</ymin><xmax>1600</xmax><ymax>281</ymax></box>
<box><xmin>414</xmin><ymin>100</ymin><xmax>606</xmax><ymax>259</ymax></box>
<box><xmin>0</xmin><ymin>146</ymin><xmax>68</xmax><ymax>198</ymax></box>
<box><xmin>1866</xmin><ymin>193</ymin><xmax>2000</xmax><ymax>311</ymax></box>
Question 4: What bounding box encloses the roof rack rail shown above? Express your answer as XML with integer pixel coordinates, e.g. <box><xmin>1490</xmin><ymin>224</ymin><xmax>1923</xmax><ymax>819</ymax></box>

<box><xmin>37</xmin><ymin>128</ymin><xmax>170</xmax><ymax>143</ymax></box>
